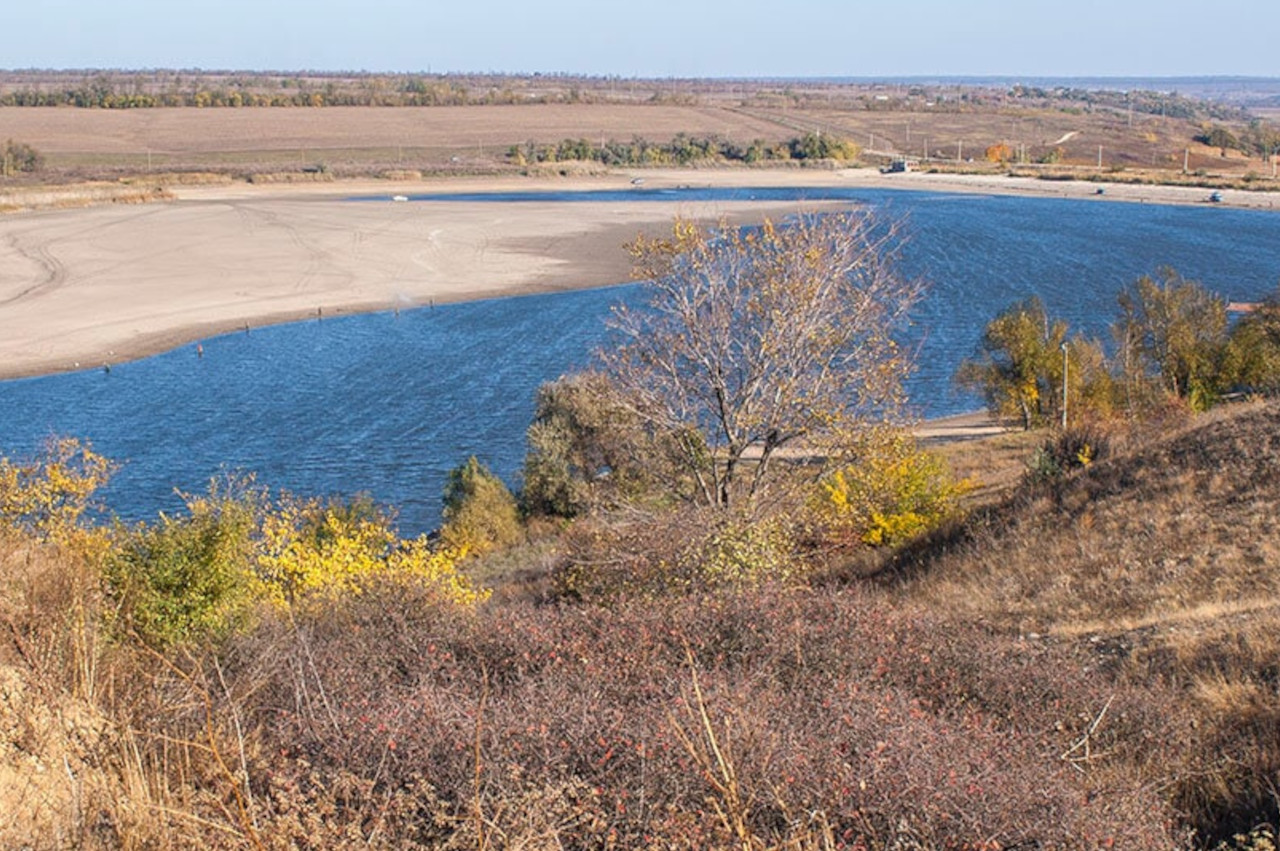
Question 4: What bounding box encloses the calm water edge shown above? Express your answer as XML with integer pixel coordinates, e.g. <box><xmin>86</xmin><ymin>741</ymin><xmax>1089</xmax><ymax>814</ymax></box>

<box><xmin>3</xmin><ymin>187</ymin><xmax>1279</xmax><ymax>534</ymax></box>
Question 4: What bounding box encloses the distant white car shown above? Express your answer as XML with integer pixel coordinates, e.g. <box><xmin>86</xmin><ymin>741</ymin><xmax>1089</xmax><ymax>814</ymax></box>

<box><xmin>392</xmin><ymin>195</ymin><xmax>409</xmax><ymax>202</ymax></box>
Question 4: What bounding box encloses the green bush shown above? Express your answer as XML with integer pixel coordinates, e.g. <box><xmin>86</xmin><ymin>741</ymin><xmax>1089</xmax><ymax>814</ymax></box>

<box><xmin>1</xmin><ymin>139</ymin><xmax>43</xmax><ymax>175</ymax></box>
<box><xmin>440</xmin><ymin>456</ymin><xmax>522</xmax><ymax>555</ymax></box>
<box><xmin>1025</xmin><ymin>424</ymin><xmax>1112</xmax><ymax>485</ymax></box>
<box><xmin>1224</xmin><ymin>289</ymin><xmax>1280</xmax><ymax>396</ymax></box>
<box><xmin>522</xmin><ymin>372</ymin><xmax>655</xmax><ymax>517</ymax></box>
<box><xmin>104</xmin><ymin>482</ymin><xmax>259</xmax><ymax>647</ymax></box>
<box><xmin>680</xmin><ymin>515</ymin><xmax>799</xmax><ymax>587</ymax></box>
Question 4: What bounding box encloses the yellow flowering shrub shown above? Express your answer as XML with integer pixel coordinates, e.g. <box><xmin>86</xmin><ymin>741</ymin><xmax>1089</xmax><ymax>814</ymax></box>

<box><xmin>255</xmin><ymin>497</ymin><xmax>486</xmax><ymax>608</ymax></box>
<box><xmin>814</xmin><ymin>433</ymin><xmax>969</xmax><ymax>547</ymax></box>
<box><xmin>107</xmin><ymin>486</ymin><xmax>487</xmax><ymax>648</ymax></box>
<box><xmin>0</xmin><ymin>437</ymin><xmax>114</xmax><ymax>543</ymax></box>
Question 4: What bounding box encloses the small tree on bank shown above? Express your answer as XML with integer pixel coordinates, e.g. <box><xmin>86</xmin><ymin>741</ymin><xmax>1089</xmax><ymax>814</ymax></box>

<box><xmin>956</xmin><ymin>297</ymin><xmax>1068</xmax><ymax>430</ymax></box>
<box><xmin>522</xmin><ymin>371</ymin><xmax>661</xmax><ymax>517</ymax></box>
<box><xmin>1224</xmin><ymin>287</ymin><xmax>1280</xmax><ymax>396</ymax></box>
<box><xmin>440</xmin><ymin>456</ymin><xmax>522</xmax><ymax>554</ymax></box>
<box><xmin>1</xmin><ymin>139</ymin><xmax>43</xmax><ymax>176</ymax></box>
<box><xmin>1114</xmin><ymin>268</ymin><xmax>1229</xmax><ymax>411</ymax></box>
<box><xmin>602</xmin><ymin>211</ymin><xmax>921</xmax><ymax>510</ymax></box>
<box><xmin>955</xmin><ymin>297</ymin><xmax>1117</xmax><ymax>430</ymax></box>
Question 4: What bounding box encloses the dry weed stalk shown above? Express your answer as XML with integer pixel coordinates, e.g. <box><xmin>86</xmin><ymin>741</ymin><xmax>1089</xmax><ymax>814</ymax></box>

<box><xmin>1061</xmin><ymin>694</ymin><xmax>1116</xmax><ymax>773</ymax></box>
<box><xmin>474</xmin><ymin>661</ymin><xmax>490</xmax><ymax>851</ymax></box>
<box><xmin>668</xmin><ymin>646</ymin><xmax>759</xmax><ymax>851</ymax></box>
<box><xmin>134</xmin><ymin>640</ymin><xmax>265</xmax><ymax>851</ymax></box>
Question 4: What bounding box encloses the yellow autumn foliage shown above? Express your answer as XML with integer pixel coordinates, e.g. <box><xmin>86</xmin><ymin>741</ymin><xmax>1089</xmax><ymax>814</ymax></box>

<box><xmin>255</xmin><ymin>496</ymin><xmax>486</xmax><ymax>608</ymax></box>
<box><xmin>0</xmin><ymin>437</ymin><xmax>114</xmax><ymax>556</ymax></box>
<box><xmin>814</xmin><ymin>433</ymin><xmax>969</xmax><ymax>547</ymax></box>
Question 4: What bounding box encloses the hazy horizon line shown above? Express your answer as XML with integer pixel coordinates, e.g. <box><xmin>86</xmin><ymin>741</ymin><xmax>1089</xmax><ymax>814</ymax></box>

<box><xmin>3</xmin><ymin>68</ymin><xmax>1279</xmax><ymax>85</ymax></box>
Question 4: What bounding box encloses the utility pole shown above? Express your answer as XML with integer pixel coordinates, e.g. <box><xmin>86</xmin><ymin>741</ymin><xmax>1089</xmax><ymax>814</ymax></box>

<box><xmin>1184</xmin><ymin>148</ymin><xmax>1189</xmax><ymax>174</ymax></box>
<box><xmin>957</xmin><ymin>140</ymin><xmax>963</xmax><ymax>162</ymax></box>
<box><xmin>1061</xmin><ymin>342</ymin><xmax>1069</xmax><ymax>430</ymax></box>
<box><xmin>1097</xmin><ymin>145</ymin><xmax>1103</xmax><ymax>169</ymax></box>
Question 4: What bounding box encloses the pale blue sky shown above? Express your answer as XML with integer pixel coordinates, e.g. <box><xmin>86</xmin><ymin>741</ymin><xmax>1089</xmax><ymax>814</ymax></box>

<box><xmin>7</xmin><ymin>0</ymin><xmax>1277</xmax><ymax>78</ymax></box>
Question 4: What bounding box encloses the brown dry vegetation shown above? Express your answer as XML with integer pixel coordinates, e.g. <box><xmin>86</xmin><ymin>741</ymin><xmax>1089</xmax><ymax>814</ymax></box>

<box><xmin>5</xmin><ymin>400</ymin><xmax>1280</xmax><ymax>847</ymax></box>
<box><xmin>891</xmin><ymin>400</ymin><xmax>1280</xmax><ymax>842</ymax></box>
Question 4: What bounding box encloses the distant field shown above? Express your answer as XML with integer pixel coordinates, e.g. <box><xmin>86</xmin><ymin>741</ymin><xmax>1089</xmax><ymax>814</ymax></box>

<box><xmin>1</xmin><ymin>94</ymin><xmax>1275</xmax><ymax>180</ymax></box>
<box><xmin>0</xmin><ymin>104</ymin><xmax>791</xmax><ymax>172</ymax></box>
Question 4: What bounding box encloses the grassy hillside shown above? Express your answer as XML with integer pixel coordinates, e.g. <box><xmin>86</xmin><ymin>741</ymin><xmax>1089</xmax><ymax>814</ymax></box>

<box><xmin>3</xmin><ymin>402</ymin><xmax>1279</xmax><ymax>847</ymax></box>
<box><xmin>894</xmin><ymin>401</ymin><xmax>1280</xmax><ymax>843</ymax></box>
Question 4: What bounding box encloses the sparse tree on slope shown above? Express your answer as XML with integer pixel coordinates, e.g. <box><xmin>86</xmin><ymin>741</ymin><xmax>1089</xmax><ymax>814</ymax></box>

<box><xmin>1224</xmin><ymin>286</ymin><xmax>1280</xmax><ymax>396</ymax></box>
<box><xmin>603</xmin><ymin>211</ymin><xmax>921</xmax><ymax>510</ymax></box>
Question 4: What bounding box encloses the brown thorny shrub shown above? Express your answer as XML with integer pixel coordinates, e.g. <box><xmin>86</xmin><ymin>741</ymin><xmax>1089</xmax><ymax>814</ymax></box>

<box><xmin>129</xmin><ymin>581</ymin><xmax>1196</xmax><ymax>849</ymax></box>
<box><xmin>551</xmin><ymin>508</ymin><xmax>804</xmax><ymax>601</ymax></box>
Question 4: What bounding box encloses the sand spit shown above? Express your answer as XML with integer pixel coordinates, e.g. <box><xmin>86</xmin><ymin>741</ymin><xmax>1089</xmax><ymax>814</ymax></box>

<box><xmin>0</xmin><ymin>168</ymin><xmax>1274</xmax><ymax>380</ymax></box>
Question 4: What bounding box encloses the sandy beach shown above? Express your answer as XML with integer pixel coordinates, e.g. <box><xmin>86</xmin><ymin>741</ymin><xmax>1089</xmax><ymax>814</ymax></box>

<box><xmin>1</xmin><ymin>166</ymin><xmax>1275</xmax><ymax>380</ymax></box>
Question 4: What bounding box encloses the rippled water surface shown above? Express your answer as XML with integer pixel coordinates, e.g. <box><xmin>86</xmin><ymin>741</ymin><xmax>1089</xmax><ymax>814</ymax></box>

<box><xmin>3</xmin><ymin>187</ymin><xmax>1278</xmax><ymax>533</ymax></box>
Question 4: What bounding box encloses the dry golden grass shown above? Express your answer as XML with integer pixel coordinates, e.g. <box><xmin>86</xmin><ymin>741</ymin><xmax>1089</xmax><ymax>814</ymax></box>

<box><xmin>927</xmin><ymin>427</ymin><xmax>1042</xmax><ymax>508</ymax></box>
<box><xmin>892</xmin><ymin>400</ymin><xmax>1280</xmax><ymax>840</ymax></box>
<box><xmin>900</xmin><ymin>401</ymin><xmax>1280</xmax><ymax>631</ymax></box>
<box><xmin>0</xmin><ymin>534</ymin><xmax>148</xmax><ymax>849</ymax></box>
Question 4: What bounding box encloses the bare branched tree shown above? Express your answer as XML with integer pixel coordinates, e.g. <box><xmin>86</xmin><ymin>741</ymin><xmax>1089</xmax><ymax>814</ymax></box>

<box><xmin>602</xmin><ymin>210</ymin><xmax>922</xmax><ymax>510</ymax></box>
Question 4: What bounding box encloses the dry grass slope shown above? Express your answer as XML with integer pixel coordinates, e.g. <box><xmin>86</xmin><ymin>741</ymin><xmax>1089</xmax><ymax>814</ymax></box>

<box><xmin>896</xmin><ymin>399</ymin><xmax>1280</xmax><ymax>841</ymax></box>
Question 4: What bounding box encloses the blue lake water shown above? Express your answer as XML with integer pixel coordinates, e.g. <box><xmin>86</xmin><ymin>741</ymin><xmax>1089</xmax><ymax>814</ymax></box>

<box><xmin>3</xmin><ymin>187</ymin><xmax>1279</xmax><ymax>534</ymax></box>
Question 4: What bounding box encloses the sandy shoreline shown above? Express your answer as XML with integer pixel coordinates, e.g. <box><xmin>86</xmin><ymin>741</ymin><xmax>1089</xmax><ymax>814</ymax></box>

<box><xmin>1</xmin><ymin>166</ymin><xmax>1275</xmax><ymax>381</ymax></box>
